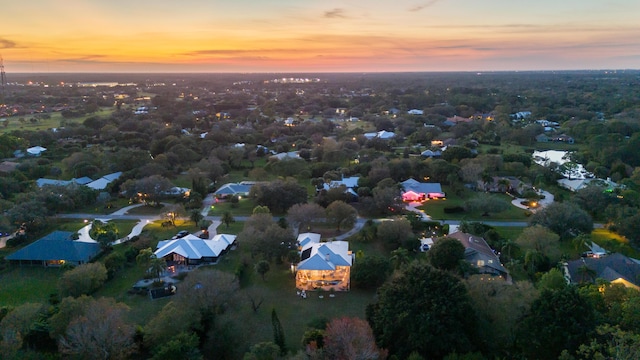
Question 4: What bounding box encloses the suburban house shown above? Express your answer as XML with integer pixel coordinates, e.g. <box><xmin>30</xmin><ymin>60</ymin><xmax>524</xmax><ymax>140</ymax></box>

<box><xmin>553</xmin><ymin>134</ymin><xmax>575</xmax><ymax>144</ymax></box>
<box><xmin>535</xmin><ymin>134</ymin><xmax>551</xmax><ymax>143</ymax></box>
<box><xmin>321</xmin><ymin>176</ymin><xmax>359</xmax><ymax>197</ymax></box>
<box><xmin>443</xmin><ymin>116</ymin><xmax>474</xmax><ymax>127</ymax></box>
<box><xmin>477</xmin><ymin>176</ymin><xmax>530</xmax><ymax>195</ymax></box>
<box><xmin>86</xmin><ymin>172</ymin><xmax>123</xmax><ymax>190</ymax></box>
<box><xmin>26</xmin><ymin>146</ymin><xmax>47</xmax><ymax>156</ymax></box>
<box><xmin>401</xmin><ymin>178</ymin><xmax>446</xmax><ymax>202</ymax></box>
<box><xmin>511</xmin><ymin>111</ymin><xmax>532</xmax><ymax>120</ymax></box>
<box><xmin>154</xmin><ymin>233</ymin><xmax>237</xmax><ymax>266</ymax></box>
<box><xmin>297</xmin><ymin>232</ymin><xmax>321</xmax><ymax>250</ymax></box>
<box><xmin>6</xmin><ymin>231</ymin><xmax>101</xmax><ymax>267</ymax></box>
<box><xmin>296</xmin><ymin>235</ymin><xmax>353</xmax><ymax>292</ymax></box>
<box><xmin>564</xmin><ymin>253</ymin><xmax>640</xmax><ymax>289</ymax></box>
<box><xmin>536</xmin><ymin>133</ymin><xmax>574</xmax><ymax>144</ymax></box>
<box><xmin>35</xmin><ymin>172</ymin><xmax>122</xmax><ymax>190</ymax></box>
<box><xmin>364</xmin><ymin>130</ymin><xmax>396</xmax><ymax>140</ymax></box>
<box><xmin>420</xmin><ymin>149</ymin><xmax>442</xmax><ymax>158</ymax></box>
<box><xmin>214</xmin><ymin>181</ymin><xmax>256</xmax><ymax>198</ymax></box>
<box><xmin>557</xmin><ymin>178</ymin><xmax>624</xmax><ymax>192</ymax></box>
<box><xmin>269</xmin><ymin>151</ymin><xmax>300</xmax><ymax>161</ymax></box>
<box><xmin>445</xmin><ymin>231</ymin><xmax>508</xmax><ymax>279</ymax></box>
<box><xmin>407</xmin><ymin>109</ymin><xmax>424</xmax><ymax>115</ymax></box>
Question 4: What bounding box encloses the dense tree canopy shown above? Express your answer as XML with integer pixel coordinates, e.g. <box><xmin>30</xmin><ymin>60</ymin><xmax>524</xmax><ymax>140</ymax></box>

<box><xmin>250</xmin><ymin>179</ymin><xmax>308</xmax><ymax>214</ymax></box>
<box><xmin>427</xmin><ymin>237</ymin><xmax>465</xmax><ymax>271</ymax></box>
<box><xmin>529</xmin><ymin>202</ymin><xmax>593</xmax><ymax>240</ymax></box>
<box><xmin>367</xmin><ymin>263</ymin><xmax>478</xmax><ymax>359</ymax></box>
<box><xmin>517</xmin><ymin>287</ymin><xmax>596</xmax><ymax>360</ymax></box>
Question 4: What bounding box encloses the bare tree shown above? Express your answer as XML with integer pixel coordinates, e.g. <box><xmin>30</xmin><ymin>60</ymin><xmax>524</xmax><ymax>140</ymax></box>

<box><xmin>323</xmin><ymin>317</ymin><xmax>387</xmax><ymax>360</ymax></box>
<box><xmin>287</xmin><ymin>203</ymin><xmax>325</xmax><ymax>233</ymax></box>
<box><xmin>176</xmin><ymin>269</ymin><xmax>240</xmax><ymax>314</ymax></box>
<box><xmin>245</xmin><ymin>286</ymin><xmax>266</xmax><ymax>313</ymax></box>
<box><xmin>59</xmin><ymin>298</ymin><xmax>136</xmax><ymax>360</ymax></box>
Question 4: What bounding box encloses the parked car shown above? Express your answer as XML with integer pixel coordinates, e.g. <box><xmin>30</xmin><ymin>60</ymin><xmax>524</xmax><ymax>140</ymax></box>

<box><xmin>582</xmin><ymin>251</ymin><xmax>607</xmax><ymax>258</ymax></box>
<box><xmin>172</xmin><ymin>230</ymin><xmax>189</xmax><ymax>239</ymax></box>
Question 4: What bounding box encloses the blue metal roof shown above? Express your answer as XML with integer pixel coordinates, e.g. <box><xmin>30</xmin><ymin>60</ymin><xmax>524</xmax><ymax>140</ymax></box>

<box><xmin>6</xmin><ymin>231</ymin><xmax>100</xmax><ymax>263</ymax></box>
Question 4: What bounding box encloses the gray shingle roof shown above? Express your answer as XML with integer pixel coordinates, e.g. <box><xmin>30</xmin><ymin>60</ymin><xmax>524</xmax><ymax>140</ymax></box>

<box><xmin>401</xmin><ymin>178</ymin><xmax>444</xmax><ymax>195</ymax></box>
<box><xmin>566</xmin><ymin>253</ymin><xmax>640</xmax><ymax>286</ymax></box>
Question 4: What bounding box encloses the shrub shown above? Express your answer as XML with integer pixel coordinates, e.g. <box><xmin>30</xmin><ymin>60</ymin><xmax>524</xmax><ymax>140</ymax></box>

<box><xmin>444</xmin><ymin>206</ymin><xmax>465</xmax><ymax>214</ymax></box>
<box><xmin>58</xmin><ymin>262</ymin><xmax>108</xmax><ymax>297</ymax></box>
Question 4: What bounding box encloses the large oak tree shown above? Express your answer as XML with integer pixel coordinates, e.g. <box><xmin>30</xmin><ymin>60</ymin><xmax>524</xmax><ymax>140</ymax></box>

<box><xmin>367</xmin><ymin>263</ymin><xmax>478</xmax><ymax>359</ymax></box>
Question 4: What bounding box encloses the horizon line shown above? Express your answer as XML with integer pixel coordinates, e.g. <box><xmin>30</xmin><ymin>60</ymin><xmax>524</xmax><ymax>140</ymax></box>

<box><xmin>6</xmin><ymin>68</ymin><xmax>640</xmax><ymax>75</ymax></box>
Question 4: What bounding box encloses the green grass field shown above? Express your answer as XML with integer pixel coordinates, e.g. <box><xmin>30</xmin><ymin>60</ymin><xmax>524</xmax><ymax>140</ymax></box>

<box><xmin>73</xmin><ymin>198</ymin><xmax>131</xmax><ymax>215</ymax></box>
<box><xmin>209</xmin><ymin>198</ymin><xmax>257</xmax><ymax>217</ymax></box>
<box><xmin>493</xmin><ymin>226</ymin><xmax>525</xmax><ymax>241</ymax></box>
<box><xmin>419</xmin><ymin>190</ymin><xmax>530</xmax><ymax>221</ymax></box>
<box><xmin>0</xmin><ymin>267</ymin><xmax>62</xmax><ymax>306</ymax></box>
<box><xmin>0</xmin><ymin>107</ymin><xmax>116</xmax><ymax>134</ymax></box>
<box><xmin>591</xmin><ymin>228</ymin><xmax>640</xmax><ymax>258</ymax></box>
<box><xmin>199</xmin><ymin>243</ymin><xmax>376</xmax><ymax>353</ymax></box>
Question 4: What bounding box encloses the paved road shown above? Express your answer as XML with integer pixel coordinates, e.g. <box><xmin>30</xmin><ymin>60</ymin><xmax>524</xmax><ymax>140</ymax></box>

<box><xmin>54</xmin><ymin>191</ymin><xmax>604</xmax><ymax>244</ymax></box>
<box><xmin>439</xmin><ymin>220</ymin><xmax>604</xmax><ymax>228</ymax></box>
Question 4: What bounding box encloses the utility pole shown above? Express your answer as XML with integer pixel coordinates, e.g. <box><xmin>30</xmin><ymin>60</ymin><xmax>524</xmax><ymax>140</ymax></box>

<box><xmin>0</xmin><ymin>55</ymin><xmax>5</xmax><ymax>104</ymax></box>
<box><xmin>0</xmin><ymin>55</ymin><xmax>5</xmax><ymax>88</ymax></box>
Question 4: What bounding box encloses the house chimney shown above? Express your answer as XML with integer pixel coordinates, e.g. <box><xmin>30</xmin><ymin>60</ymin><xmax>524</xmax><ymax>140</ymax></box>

<box><xmin>325</xmin><ymin>253</ymin><xmax>330</xmax><ymax>262</ymax></box>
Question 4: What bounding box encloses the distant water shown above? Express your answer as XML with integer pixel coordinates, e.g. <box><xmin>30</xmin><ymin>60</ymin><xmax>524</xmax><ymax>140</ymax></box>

<box><xmin>532</xmin><ymin>150</ymin><xmax>593</xmax><ymax>180</ymax></box>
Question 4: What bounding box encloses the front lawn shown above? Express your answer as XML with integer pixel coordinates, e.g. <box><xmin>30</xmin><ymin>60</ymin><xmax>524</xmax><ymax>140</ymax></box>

<box><xmin>0</xmin><ymin>267</ymin><xmax>62</xmax><ymax>306</ymax></box>
<box><xmin>419</xmin><ymin>191</ymin><xmax>530</xmax><ymax>221</ymax></box>
<box><xmin>216</xmin><ymin>221</ymin><xmax>243</xmax><ymax>235</ymax></box>
<box><xmin>208</xmin><ymin>198</ymin><xmax>257</xmax><ymax>217</ymax></box>
<box><xmin>199</xmin><ymin>245</ymin><xmax>376</xmax><ymax>354</ymax></box>
<box><xmin>109</xmin><ymin>220</ymin><xmax>139</xmax><ymax>239</ymax></box>
<box><xmin>126</xmin><ymin>204</ymin><xmax>168</xmax><ymax>216</ymax></box>
<box><xmin>493</xmin><ymin>226</ymin><xmax>525</xmax><ymax>241</ymax></box>
<box><xmin>73</xmin><ymin>198</ymin><xmax>131</xmax><ymax>215</ymax></box>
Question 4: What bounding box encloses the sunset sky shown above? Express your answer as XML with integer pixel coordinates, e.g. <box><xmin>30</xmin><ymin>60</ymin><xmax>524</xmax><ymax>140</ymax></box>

<box><xmin>2</xmin><ymin>0</ymin><xmax>640</xmax><ymax>73</ymax></box>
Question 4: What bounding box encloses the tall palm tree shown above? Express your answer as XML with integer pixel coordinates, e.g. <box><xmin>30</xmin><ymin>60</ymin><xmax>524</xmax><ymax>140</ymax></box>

<box><xmin>481</xmin><ymin>173</ymin><xmax>493</xmax><ymax>191</ymax></box>
<box><xmin>500</xmin><ymin>239</ymin><xmax>520</xmax><ymax>263</ymax></box>
<box><xmin>221</xmin><ymin>211</ymin><xmax>235</xmax><ymax>229</ymax></box>
<box><xmin>524</xmin><ymin>250</ymin><xmax>545</xmax><ymax>275</ymax></box>
<box><xmin>149</xmin><ymin>255</ymin><xmax>167</xmax><ymax>283</ymax></box>
<box><xmin>577</xmin><ymin>264</ymin><xmax>597</xmax><ymax>283</ymax></box>
<box><xmin>572</xmin><ymin>234</ymin><xmax>591</xmax><ymax>251</ymax></box>
<box><xmin>390</xmin><ymin>248</ymin><xmax>410</xmax><ymax>270</ymax></box>
<box><xmin>497</xmin><ymin>178</ymin><xmax>511</xmax><ymax>193</ymax></box>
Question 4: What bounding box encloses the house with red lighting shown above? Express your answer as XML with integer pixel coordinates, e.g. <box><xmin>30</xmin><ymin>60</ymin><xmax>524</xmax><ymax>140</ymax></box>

<box><xmin>401</xmin><ymin>178</ymin><xmax>445</xmax><ymax>202</ymax></box>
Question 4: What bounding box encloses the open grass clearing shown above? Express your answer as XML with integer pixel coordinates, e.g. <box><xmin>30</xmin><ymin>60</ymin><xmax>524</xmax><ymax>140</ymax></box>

<box><xmin>73</xmin><ymin>197</ymin><xmax>131</xmax><ymax>215</ymax></box>
<box><xmin>419</xmin><ymin>190</ymin><xmax>530</xmax><ymax>221</ymax></box>
<box><xmin>140</xmin><ymin>220</ymin><xmax>202</xmax><ymax>244</ymax></box>
<box><xmin>216</xmin><ymin>221</ymin><xmax>243</xmax><ymax>235</ymax></box>
<box><xmin>0</xmin><ymin>107</ymin><xmax>116</xmax><ymax>134</ymax></box>
<box><xmin>126</xmin><ymin>204</ymin><xmax>168</xmax><ymax>216</ymax></box>
<box><xmin>591</xmin><ymin>229</ymin><xmax>640</xmax><ymax>258</ymax></box>
<box><xmin>209</xmin><ymin>198</ymin><xmax>257</xmax><ymax>217</ymax></box>
<box><xmin>493</xmin><ymin>226</ymin><xmax>525</xmax><ymax>241</ymax></box>
<box><xmin>108</xmin><ymin>220</ymin><xmax>139</xmax><ymax>239</ymax></box>
<box><xmin>0</xmin><ymin>267</ymin><xmax>62</xmax><ymax>306</ymax></box>
<box><xmin>199</xmin><ymin>244</ymin><xmax>376</xmax><ymax>353</ymax></box>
